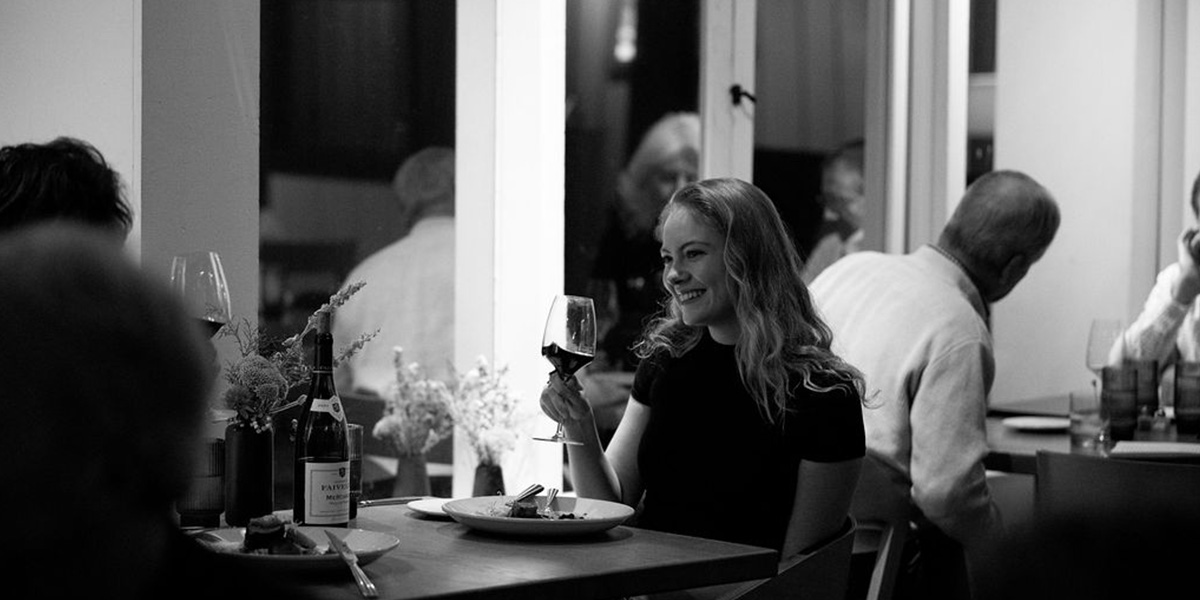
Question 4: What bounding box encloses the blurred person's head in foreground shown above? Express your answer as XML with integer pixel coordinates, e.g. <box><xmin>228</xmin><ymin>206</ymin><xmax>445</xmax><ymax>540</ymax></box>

<box><xmin>618</xmin><ymin>112</ymin><xmax>701</xmax><ymax>236</ymax></box>
<box><xmin>393</xmin><ymin>146</ymin><xmax>454</xmax><ymax>235</ymax></box>
<box><xmin>0</xmin><ymin>136</ymin><xmax>133</xmax><ymax>238</ymax></box>
<box><xmin>0</xmin><ymin>224</ymin><xmax>211</xmax><ymax>597</ymax></box>
<box><xmin>938</xmin><ymin>169</ymin><xmax>1060</xmax><ymax>303</ymax></box>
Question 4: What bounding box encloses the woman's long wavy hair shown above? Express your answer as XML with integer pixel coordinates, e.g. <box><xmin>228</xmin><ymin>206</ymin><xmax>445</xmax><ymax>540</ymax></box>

<box><xmin>634</xmin><ymin>178</ymin><xmax>864</xmax><ymax>425</ymax></box>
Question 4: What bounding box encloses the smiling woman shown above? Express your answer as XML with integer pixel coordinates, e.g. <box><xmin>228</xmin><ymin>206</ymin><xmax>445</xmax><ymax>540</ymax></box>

<box><xmin>540</xmin><ymin>178</ymin><xmax>867</xmax><ymax>577</ymax></box>
<box><xmin>659</xmin><ymin>205</ymin><xmax>737</xmax><ymax>343</ymax></box>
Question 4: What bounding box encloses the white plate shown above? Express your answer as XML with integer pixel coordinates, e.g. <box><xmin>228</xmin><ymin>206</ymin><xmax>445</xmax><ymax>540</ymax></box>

<box><xmin>1001</xmin><ymin>416</ymin><xmax>1070</xmax><ymax>432</ymax></box>
<box><xmin>443</xmin><ymin>495</ymin><xmax>634</xmax><ymax>537</ymax></box>
<box><xmin>408</xmin><ymin>497</ymin><xmax>455</xmax><ymax>519</ymax></box>
<box><xmin>193</xmin><ymin>526</ymin><xmax>399</xmax><ymax>572</ymax></box>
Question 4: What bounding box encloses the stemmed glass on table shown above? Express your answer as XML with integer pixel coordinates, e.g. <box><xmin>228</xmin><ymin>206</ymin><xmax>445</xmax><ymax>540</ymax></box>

<box><xmin>534</xmin><ymin>295</ymin><xmax>596</xmax><ymax>445</ymax></box>
<box><xmin>170</xmin><ymin>251</ymin><xmax>233</xmax><ymax>339</ymax></box>
<box><xmin>1080</xmin><ymin>318</ymin><xmax>1123</xmax><ymax>453</ymax></box>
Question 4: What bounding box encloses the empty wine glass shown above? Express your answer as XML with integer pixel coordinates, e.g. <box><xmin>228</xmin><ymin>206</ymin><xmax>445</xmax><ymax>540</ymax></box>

<box><xmin>170</xmin><ymin>251</ymin><xmax>232</xmax><ymax>339</ymax></box>
<box><xmin>535</xmin><ymin>295</ymin><xmax>596</xmax><ymax>445</ymax></box>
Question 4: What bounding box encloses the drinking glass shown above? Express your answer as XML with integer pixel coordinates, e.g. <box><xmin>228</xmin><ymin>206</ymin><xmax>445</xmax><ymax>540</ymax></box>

<box><xmin>1085</xmin><ymin>319</ymin><xmax>1124</xmax><ymax>377</ymax></box>
<box><xmin>534</xmin><ymin>295</ymin><xmax>596</xmax><ymax>445</ymax></box>
<box><xmin>170</xmin><ymin>251</ymin><xmax>232</xmax><ymax>338</ymax></box>
<box><xmin>348</xmin><ymin>424</ymin><xmax>363</xmax><ymax>520</ymax></box>
<box><xmin>1068</xmin><ymin>389</ymin><xmax>1108</xmax><ymax>456</ymax></box>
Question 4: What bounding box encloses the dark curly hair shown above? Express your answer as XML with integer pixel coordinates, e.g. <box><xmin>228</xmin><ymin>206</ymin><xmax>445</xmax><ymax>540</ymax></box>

<box><xmin>0</xmin><ymin>136</ymin><xmax>132</xmax><ymax>236</ymax></box>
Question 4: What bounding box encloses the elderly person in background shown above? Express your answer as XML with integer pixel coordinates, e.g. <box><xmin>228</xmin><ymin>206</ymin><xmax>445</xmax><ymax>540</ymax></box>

<box><xmin>334</xmin><ymin>146</ymin><xmax>456</xmax><ymax>394</ymax></box>
<box><xmin>589</xmin><ymin>112</ymin><xmax>701</xmax><ymax>374</ymax></box>
<box><xmin>2</xmin><ymin>224</ymin><xmax>311</xmax><ymax>600</ymax></box>
<box><xmin>1109</xmin><ymin>170</ymin><xmax>1200</xmax><ymax>368</ymax></box>
<box><xmin>583</xmin><ymin>113</ymin><xmax>700</xmax><ymax>448</ymax></box>
<box><xmin>810</xmin><ymin>170</ymin><xmax>1060</xmax><ymax>599</ymax></box>
<box><xmin>801</xmin><ymin>139</ymin><xmax>865</xmax><ymax>284</ymax></box>
<box><xmin>0</xmin><ymin>136</ymin><xmax>133</xmax><ymax>238</ymax></box>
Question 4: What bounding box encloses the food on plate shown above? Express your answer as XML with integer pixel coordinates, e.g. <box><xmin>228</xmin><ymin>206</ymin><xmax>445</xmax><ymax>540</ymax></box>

<box><xmin>488</xmin><ymin>499</ymin><xmax>585</xmax><ymax>520</ymax></box>
<box><xmin>508</xmin><ymin>499</ymin><xmax>540</xmax><ymax>518</ymax></box>
<box><xmin>196</xmin><ymin>514</ymin><xmax>332</xmax><ymax>556</ymax></box>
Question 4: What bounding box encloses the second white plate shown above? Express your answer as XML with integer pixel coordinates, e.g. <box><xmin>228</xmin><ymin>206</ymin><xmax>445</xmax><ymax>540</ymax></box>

<box><xmin>1001</xmin><ymin>416</ymin><xmax>1070</xmax><ymax>432</ymax></box>
<box><xmin>407</xmin><ymin>497</ymin><xmax>454</xmax><ymax>519</ymax></box>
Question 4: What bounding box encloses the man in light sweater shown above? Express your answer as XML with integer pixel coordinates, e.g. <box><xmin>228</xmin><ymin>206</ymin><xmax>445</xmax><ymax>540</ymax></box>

<box><xmin>334</xmin><ymin>146</ymin><xmax>456</xmax><ymax>394</ymax></box>
<box><xmin>1110</xmin><ymin>171</ymin><xmax>1200</xmax><ymax>367</ymax></box>
<box><xmin>810</xmin><ymin>170</ymin><xmax>1060</xmax><ymax>599</ymax></box>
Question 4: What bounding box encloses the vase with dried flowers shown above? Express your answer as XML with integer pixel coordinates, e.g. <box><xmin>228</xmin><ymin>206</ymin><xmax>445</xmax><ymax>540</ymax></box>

<box><xmin>448</xmin><ymin>356</ymin><xmax>524</xmax><ymax>496</ymax></box>
<box><xmin>218</xmin><ymin>282</ymin><xmax>376</xmax><ymax>525</ymax></box>
<box><xmin>373</xmin><ymin>347</ymin><xmax>455</xmax><ymax>497</ymax></box>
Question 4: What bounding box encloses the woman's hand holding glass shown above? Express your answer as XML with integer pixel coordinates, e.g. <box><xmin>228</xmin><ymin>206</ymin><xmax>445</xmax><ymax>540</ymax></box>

<box><xmin>539</xmin><ymin>372</ymin><xmax>595</xmax><ymax>433</ymax></box>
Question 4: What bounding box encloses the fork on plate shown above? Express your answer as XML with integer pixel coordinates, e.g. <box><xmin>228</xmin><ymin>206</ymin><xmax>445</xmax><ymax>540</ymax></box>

<box><xmin>540</xmin><ymin>487</ymin><xmax>559</xmax><ymax>517</ymax></box>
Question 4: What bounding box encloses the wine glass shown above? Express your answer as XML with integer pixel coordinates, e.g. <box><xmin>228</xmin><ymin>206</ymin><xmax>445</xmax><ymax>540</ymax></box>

<box><xmin>535</xmin><ymin>295</ymin><xmax>596</xmax><ymax>445</ymax></box>
<box><xmin>170</xmin><ymin>251</ymin><xmax>232</xmax><ymax>339</ymax></box>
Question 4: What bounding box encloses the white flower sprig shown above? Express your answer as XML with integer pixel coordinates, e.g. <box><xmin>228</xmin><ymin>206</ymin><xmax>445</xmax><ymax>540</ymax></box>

<box><xmin>283</xmin><ymin>281</ymin><xmax>369</xmax><ymax>348</ymax></box>
<box><xmin>373</xmin><ymin>347</ymin><xmax>455</xmax><ymax>458</ymax></box>
<box><xmin>448</xmin><ymin>355</ymin><xmax>524</xmax><ymax>466</ymax></box>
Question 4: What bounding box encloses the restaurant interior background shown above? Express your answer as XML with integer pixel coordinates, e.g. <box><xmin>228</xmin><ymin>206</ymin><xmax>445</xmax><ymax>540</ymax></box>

<box><xmin>1</xmin><ymin>0</ymin><xmax>1198</xmax><ymax>495</ymax></box>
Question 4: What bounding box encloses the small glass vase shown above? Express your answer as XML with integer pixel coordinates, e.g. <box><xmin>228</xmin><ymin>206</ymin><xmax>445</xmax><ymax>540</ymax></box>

<box><xmin>392</xmin><ymin>453</ymin><xmax>431</xmax><ymax>497</ymax></box>
<box><xmin>224</xmin><ymin>423</ymin><xmax>275</xmax><ymax>527</ymax></box>
<box><xmin>472</xmin><ymin>462</ymin><xmax>504</xmax><ymax>497</ymax></box>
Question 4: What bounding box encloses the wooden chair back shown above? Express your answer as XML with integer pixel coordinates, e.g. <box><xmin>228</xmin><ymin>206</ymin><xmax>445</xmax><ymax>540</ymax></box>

<box><xmin>849</xmin><ymin>452</ymin><xmax>911</xmax><ymax>600</ymax></box>
<box><xmin>717</xmin><ymin>516</ymin><xmax>856</xmax><ymax>600</ymax></box>
<box><xmin>1034</xmin><ymin>449</ymin><xmax>1200</xmax><ymax>523</ymax></box>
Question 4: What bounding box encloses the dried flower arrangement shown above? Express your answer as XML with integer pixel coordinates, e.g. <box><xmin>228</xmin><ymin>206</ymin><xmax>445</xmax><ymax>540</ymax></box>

<box><xmin>448</xmin><ymin>355</ymin><xmax>524</xmax><ymax>466</ymax></box>
<box><xmin>220</xmin><ymin>282</ymin><xmax>377</xmax><ymax>432</ymax></box>
<box><xmin>373</xmin><ymin>347</ymin><xmax>455</xmax><ymax>458</ymax></box>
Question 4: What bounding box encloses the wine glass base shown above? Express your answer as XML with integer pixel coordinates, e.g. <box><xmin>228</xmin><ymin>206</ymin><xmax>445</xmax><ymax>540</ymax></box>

<box><xmin>532</xmin><ymin>436</ymin><xmax>584</xmax><ymax>446</ymax></box>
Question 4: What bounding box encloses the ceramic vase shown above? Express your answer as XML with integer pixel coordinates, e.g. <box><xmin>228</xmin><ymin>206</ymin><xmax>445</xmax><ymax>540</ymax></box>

<box><xmin>392</xmin><ymin>454</ymin><xmax>432</xmax><ymax>497</ymax></box>
<box><xmin>472</xmin><ymin>462</ymin><xmax>504</xmax><ymax>497</ymax></box>
<box><xmin>224</xmin><ymin>423</ymin><xmax>275</xmax><ymax>526</ymax></box>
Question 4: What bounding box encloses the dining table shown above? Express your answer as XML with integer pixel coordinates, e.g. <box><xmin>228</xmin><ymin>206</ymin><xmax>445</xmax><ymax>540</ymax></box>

<box><xmin>986</xmin><ymin>393</ymin><xmax>1200</xmax><ymax>474</ymax></box>
<box><xmin>291</xmin><ymin>501</ymin><xmax>780</xmax><ymax>600</ymax></box>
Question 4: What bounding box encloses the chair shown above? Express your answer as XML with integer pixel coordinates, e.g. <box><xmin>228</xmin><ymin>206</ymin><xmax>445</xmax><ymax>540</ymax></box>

<box><xmin>715</xmin><ymin>516</ymin><xmax>856</xmax><ymax>600</ymax></box>
<box><xmin>1034</xmin><ymin>449</ymin><xmax>1200</xmax><ymax>523</ymax></box>
<box><xmin>847</xmin><ymin>452</ymin><xmax>911</xmax><ymax>600</ymax></box>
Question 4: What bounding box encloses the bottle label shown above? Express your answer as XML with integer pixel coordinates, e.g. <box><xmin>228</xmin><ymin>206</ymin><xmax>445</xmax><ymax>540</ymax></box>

<box><xmin>311</xmin><ymin>395</ymin><xmax>345</xmax><ymax>422</ymax></box>
<box><xmin>302</xmin><ymin>460</ymin><xmax>351</xmax><ymax>524</ymax></box>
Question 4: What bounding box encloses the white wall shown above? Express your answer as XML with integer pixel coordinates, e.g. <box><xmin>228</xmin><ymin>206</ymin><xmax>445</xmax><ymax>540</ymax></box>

<box><xmin>0</xmin><ymin>0</ymin><xmax>260</xmax><ymax>397</ymax></box>
<box><xmin>990</xmin><ymin>0</ymin><xmax>1158</xmax><ymax>402</ymax></box>
<box><xmin>0</xmin><ymin>0</ymin><xmax>139</xmax><ymax>247</ymax></box>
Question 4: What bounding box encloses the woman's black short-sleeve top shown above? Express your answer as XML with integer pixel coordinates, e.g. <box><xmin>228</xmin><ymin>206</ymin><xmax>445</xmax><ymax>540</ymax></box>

<box><xmin>631</xmin><ymin>331</ymin><xmax>864</xmax><ymax>551</ymax></box>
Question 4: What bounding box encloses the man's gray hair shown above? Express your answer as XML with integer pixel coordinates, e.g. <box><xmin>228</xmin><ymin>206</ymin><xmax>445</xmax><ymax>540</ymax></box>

<box><xmin>393</xmin><ymin>146</ymin><xmax>454</xmax><ymax>222</ymax></box>
<box><xmin>939</xmin><ymin>170</ymin><xmax>1060</xmax><ymax>275</ymax></box>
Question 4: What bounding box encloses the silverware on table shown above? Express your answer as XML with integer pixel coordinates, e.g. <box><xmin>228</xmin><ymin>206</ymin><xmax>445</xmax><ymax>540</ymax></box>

<box><xmin>506</xmin><ymin>483</ymin><xmax>545</xmax><ymax>516</ymax></box>
<box><xmin>325</xmin><ymin>529</ymin><xmax>379</xmax><ymax>598</ymax></box>
<box><xmin>540</xmin><ymin>487</ymin><xmax>559</xmax><ymax>517</ymax></box>
<box><xmin>358</xmin><ymin>496</ymin><xmax>429</xmax><ymax>508</ymax></box>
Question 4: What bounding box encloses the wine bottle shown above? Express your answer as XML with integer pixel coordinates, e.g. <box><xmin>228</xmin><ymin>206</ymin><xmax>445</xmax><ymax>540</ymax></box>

<box><xmin>293</xmin><ymin>312</ymin><xmax>351</xmax><ymax>526</ymax></box>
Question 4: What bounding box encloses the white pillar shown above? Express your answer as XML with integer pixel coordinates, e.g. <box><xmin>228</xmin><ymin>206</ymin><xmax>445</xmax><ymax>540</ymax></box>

<box><xmin>454</xmin><ymin>0</ymin><xmax>566</xmax><ymax>497</ymax></box>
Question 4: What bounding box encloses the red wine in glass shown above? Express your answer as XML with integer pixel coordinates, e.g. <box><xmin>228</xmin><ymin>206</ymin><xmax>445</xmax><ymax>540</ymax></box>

<box><xmin>542</xmin><ymin>342</ymin><xmax>594</xmax><ymax>377</ymax></box>
<box><xmin>535</xmin><ymin>295</ymin><xmax>596</xmax><ymax>445</ymax></box>
<box><xmin>170</xmin><ymin>251</ymin><xmax>232</xmax><ymax>341</ymax></box>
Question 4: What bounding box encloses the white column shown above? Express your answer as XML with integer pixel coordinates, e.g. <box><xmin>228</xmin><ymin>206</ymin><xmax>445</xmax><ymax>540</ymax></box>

<box><xmin>905</xmin><ymin>0</ymin><xmax>969</xmax><ymax>248</ymax></box>
<box><xmin>700</xmin><ymin>0</ymin><xmax>756</xmax><ymax>181</ymax></box>
<box><xmin>865</xmin><ymin>0</ymin><xmax>911</xmax><ymax>254</ymax></box>
<box><xmin>454</xmin><ymin>0</ymin><xmax>565</xmax><ymax>497</ymax></box>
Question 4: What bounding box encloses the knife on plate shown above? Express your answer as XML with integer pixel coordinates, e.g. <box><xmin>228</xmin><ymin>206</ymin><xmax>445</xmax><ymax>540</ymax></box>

<box><xmin>325</xmin><ymin>529</ymin><xmax>378</xmax><ymax>598</ymax></box>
